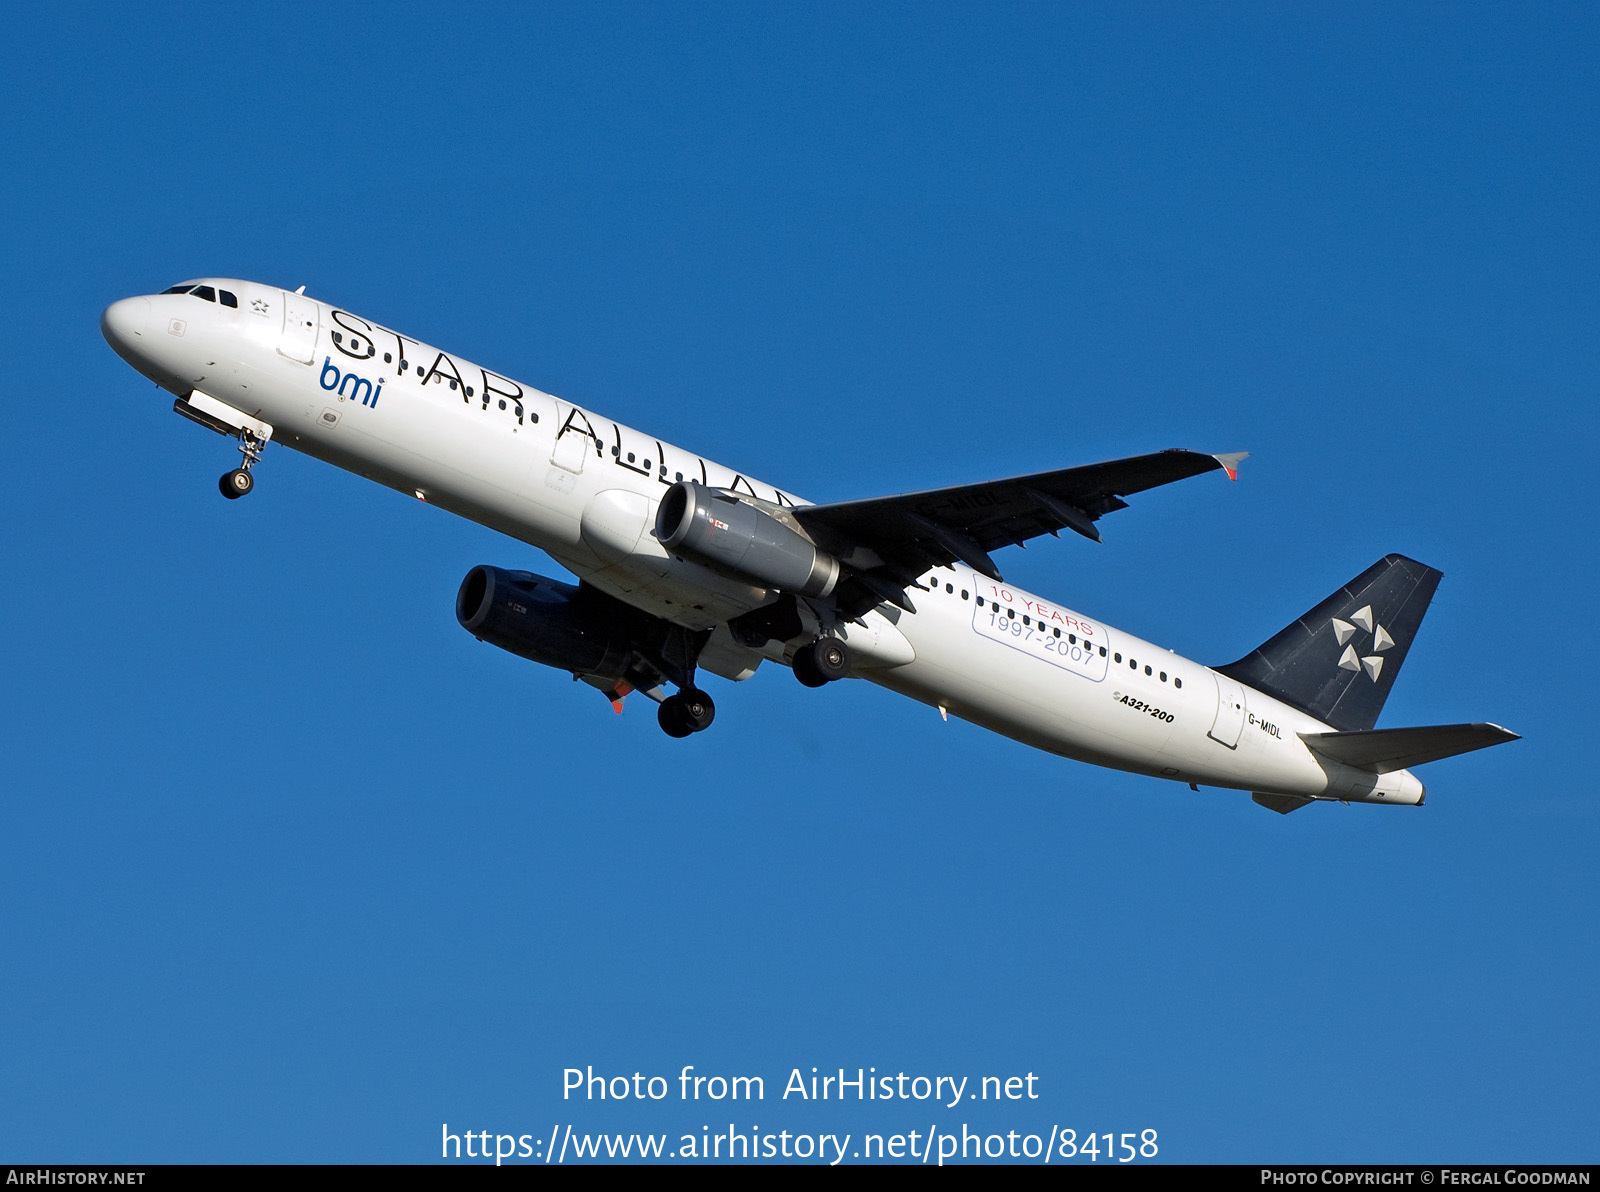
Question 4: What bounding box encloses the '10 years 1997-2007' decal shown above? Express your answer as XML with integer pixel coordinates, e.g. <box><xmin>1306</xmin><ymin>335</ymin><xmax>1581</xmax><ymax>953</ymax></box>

<box><xmin>972</xmin><ymin>586</ymin><xmax>1109</xmax><ymax>683</ymax></box>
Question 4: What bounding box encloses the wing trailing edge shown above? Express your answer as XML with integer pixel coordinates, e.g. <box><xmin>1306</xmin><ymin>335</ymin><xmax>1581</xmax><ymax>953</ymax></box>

<box><xmin>794</xmin><ymin>448</ymin><xmax>1244</xmax><ymax>618</ymax></box>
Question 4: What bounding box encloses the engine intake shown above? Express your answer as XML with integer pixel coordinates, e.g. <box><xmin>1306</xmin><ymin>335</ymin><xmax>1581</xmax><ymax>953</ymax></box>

<box><xmin>456</xmin><ymin>566</ymin><xmax>632</xmax><ymax>678</ymax></box>
<box><xmin>655</xmin><ymin>482</ymin><xmax>839</xmax><ymax>598</ymax></box>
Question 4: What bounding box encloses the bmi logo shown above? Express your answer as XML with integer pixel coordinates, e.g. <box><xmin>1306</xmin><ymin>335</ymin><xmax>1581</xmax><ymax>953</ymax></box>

<box><xmin>1331</xmin><ymin>605</ymin><xmax>1393</xmax><ymax>682</ymax></box>
<box><xmin>320</xmin><ymin>357</ymin><xmax>384</xmax><ymax>407</ymax></box>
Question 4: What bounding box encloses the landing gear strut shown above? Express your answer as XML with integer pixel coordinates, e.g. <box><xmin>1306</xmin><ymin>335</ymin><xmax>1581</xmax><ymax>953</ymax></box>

<box><xmin>219</xmin><ymin>428</ymin><xmax>267</xmax><ymax>500</ymax></box>
<box><xmin>657</xmin><ymin>687</ymin><xmax>716</xmax><ymax>738</ymax></box>
<box><xmin>792</xmin><ymin>637</ymin><xmax>851</xmax><ymax>687</ymax></box>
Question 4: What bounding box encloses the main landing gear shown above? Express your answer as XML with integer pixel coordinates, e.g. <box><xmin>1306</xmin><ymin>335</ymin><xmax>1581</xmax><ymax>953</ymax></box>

<box><xmin>219</xmin><ymin>429</ymin><xmax>267</xmax><ymax>500</ymax></box>
<box><xmin>792</xmin><ymin>637</ymin><xmax>851</xmax><ymax>688</ymax></box>
<box><xmin>640</xmin><ymin>622</ymin><xmax>717</xmax><ymax>739</ymax></box>
<box><xmin>657</xmin><ymin>687</ymin><xmax>716</xmax><ymax>738</ymax></box>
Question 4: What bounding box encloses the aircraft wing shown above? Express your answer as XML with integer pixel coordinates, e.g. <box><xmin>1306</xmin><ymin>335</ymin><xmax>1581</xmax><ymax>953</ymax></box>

<box><xmin>792</xmin><ymin>449</ymin><xmax>1243</xmax><ymax>612</ymax></box>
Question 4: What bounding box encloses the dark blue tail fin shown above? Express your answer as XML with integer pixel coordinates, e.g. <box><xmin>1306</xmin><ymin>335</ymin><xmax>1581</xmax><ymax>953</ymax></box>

<box><xmin>1217</xmin><ymin>555</ymin><xmax>1442</xmax><ymax>731</ymax></box>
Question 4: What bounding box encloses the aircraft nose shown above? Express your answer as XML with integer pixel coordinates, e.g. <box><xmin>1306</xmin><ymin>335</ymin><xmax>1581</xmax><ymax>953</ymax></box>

<box><xmin>100</xmin><ymin>296</ymin><xmax>150</xmax><ymax>358</ymax></box>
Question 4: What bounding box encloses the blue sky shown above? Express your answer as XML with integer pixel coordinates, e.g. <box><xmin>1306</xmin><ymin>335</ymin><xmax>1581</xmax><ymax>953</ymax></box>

<box><xmin>2</xmin><ymin>2</ymin><xmax>1595</xmax><ymax>1164</ymax></box>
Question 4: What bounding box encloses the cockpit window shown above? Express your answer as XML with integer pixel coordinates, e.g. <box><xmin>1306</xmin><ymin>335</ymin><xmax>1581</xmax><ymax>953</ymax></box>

<box><xmin>161</xmin><ymin>284</ymin><xmax>195</xmax><ymax>294</ymax></box>
<box><xmin>191</xmin><ymin>285</ymin><xmax>217</xmax><ymax>302</ymax></box>
<box><xmin>219</xmin><ymin>290</ymin><xmax>238</xmax><ymax>308</ymax></box>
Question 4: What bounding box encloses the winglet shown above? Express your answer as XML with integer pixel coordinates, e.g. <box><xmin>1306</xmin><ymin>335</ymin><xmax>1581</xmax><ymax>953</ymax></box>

<box><xmin>1212</xmin><ymin>452</ymin><xmax>1248</xmax><ymax>482</ymax></box>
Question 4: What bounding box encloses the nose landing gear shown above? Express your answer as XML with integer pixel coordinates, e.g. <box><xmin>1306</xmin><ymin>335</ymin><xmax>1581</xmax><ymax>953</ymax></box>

<box><xmin>219</xmin><ymin>428</ymin><xmax>267</xmax><ymax>500</ymax></box>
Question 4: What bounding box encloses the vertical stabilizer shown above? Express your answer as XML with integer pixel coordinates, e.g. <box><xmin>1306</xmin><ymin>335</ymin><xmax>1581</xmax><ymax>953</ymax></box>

<box><xmin>1217</xmin><ymin>555</ymin><xmax>1441</xmax><ymax>731</ymax></box>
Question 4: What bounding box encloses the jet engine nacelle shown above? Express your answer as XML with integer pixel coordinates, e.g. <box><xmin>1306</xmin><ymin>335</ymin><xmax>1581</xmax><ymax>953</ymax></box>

<box><xmin>455</xmin><ymin>566</ymin><xmax>632</xmax><ymax>679</ymax></box>
<box><xmin>655</xmin><ymin>482</ymin><xmax>839</xmax><ymax>598</ymax></box>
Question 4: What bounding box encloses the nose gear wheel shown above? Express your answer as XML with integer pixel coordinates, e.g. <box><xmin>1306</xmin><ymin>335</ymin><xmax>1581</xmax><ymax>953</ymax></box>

<box><xmin>220</xmin><ymin>468</ymin><xmax>254</xmax><ymax>498</ymax></box>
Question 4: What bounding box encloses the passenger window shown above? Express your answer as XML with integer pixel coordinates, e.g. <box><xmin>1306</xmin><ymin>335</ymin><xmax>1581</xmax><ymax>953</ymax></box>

<box><xmin>1160</xmin><ymin>672</ymin><xmax>1167</xmax><ymax>682</ymax></box>
<box><xmin>1022</xmin><ymin>616</ymin><xmax>1030</xmax><ymax>626</ymax></box>
<box><xmin>961</xmin><ymin>590</ymin><xmax>969</xmax><ymax>600</ymax></box>
<box><xmin>191</xmin><ymin>285</ymin><xmax>216</xmax><ymax>302</ymax></box>
<box><xmin>1007</xmin><ymin>608</ymin><xmax>1015</xmax><ymax>619</ymax></box>
<box><xmin>219</xmin><ymin>290</ymin><xmax>238</xmax><ymax>307</ymax></box>
<box><xmin>1099</xmin><ymin>647</ymin><xmax>1107</xmax><ymax>657</ymax></box>
<box><xmin>1114</xmin><ymin>653</ymin><xmax>1121</xmax><ymax>663</ymax></box>
<box><xmin>1068</xmin><ymin>634</ymin><xmax>1076</xmax><ymax>644</ymax></box>
<box><xmin>946</xmin><ymin>583</ymin><xmax>953</xmax><ymax>594</ymax></box>
<box><xmin>1145</xmin><ymin>665</ymin><xmax>1152</xmax><ymax>676</ymax></box>
<box><xmin>1174</xmin><ymin>677</ymin><xmax>1182</xmax><ymax>688</ymax></box>
<box><xmin>384</xmin><ymin>352</ymin><xmax>392</xmax><ymax>363</ymax></box>
<box><xmin>332</xmin><ymin>331</ymin><xmax>342</xmax><ymax>343</ymax></box>
<box><xmin>1053</xmin><ymin>628</ymin><xmax>1060</xmax><ymax>638</ymax></box>
<box><xmin>1130</xmin><ymin>658</ymin><xmax>1137</xmax><ymax>669</ymax></box>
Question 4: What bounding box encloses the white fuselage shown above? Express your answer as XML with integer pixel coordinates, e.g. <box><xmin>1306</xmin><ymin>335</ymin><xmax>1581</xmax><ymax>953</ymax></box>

<box><xmin>101</xmin><ymin>279</ymin><xmax>1423</xmax><ymax>806</ymax></box>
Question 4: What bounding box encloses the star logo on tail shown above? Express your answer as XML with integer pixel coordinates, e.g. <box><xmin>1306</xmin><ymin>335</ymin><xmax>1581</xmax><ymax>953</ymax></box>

<box><xmin>1331</xmin><ymin>605</ymin><xmax>1394</xmax><ymax>681</ymax></box>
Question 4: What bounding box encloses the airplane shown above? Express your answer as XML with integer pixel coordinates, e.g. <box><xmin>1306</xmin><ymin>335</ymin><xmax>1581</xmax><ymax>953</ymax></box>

<box><xmin>101</xmin><ymin>278</ymin><xmax>1517</xmax><ymax>814</ymax></box>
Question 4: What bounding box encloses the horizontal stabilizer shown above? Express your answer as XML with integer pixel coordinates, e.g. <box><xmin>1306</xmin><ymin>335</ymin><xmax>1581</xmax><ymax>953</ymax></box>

<box><xmin>1299</xmin><ymin>722</ymin><xmax>1520</xmax><ymax>774</ymax></box>
<box><xmin>1253</xmin><ymin>791</ymin><xmax>1314</xmax><ymax>815</ymax></box>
